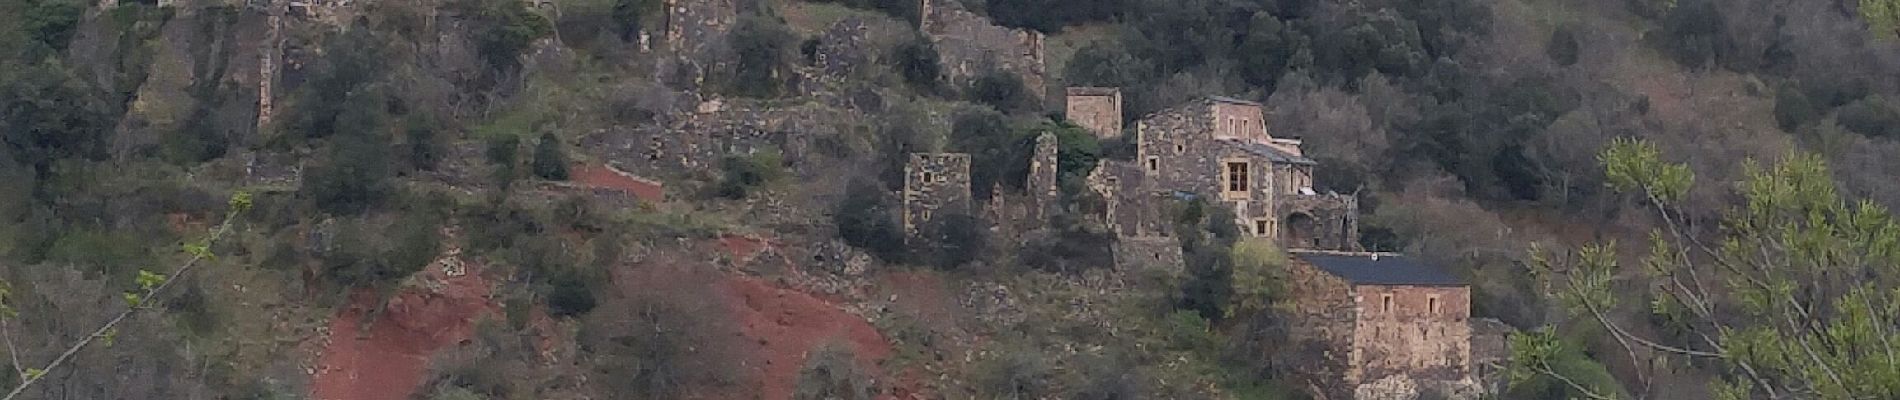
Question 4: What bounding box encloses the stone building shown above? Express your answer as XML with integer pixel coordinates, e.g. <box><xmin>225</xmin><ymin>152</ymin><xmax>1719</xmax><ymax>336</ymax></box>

<box><xmin>903</xmin><ymin>153</ymin><xmax>973</xmax><ymax>236</ymax></box>
<box><xmin>1065</xmin><ymin>87</ymin><xmax>1123</xmax><ymax>138</ymax></box>
<box><xmin>920</xmin><ymin>0</ymin><xmax>1046</xmax><ymax>99</ymax></box>
<box><xmin>1077</xmin><ymin>92</ymin><xmax>1359</xmax><ymax>251</ymax></box>
<box><xmin>1282</xmin><ymin>250</ymin><xmax>1480</xmax><ymax>400</ymax></box>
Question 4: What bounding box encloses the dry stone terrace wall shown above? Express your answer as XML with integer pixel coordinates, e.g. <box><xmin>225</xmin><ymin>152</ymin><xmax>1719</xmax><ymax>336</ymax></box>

<box><xmin>920</xmin><ymin>0</ymin><xmax>1045</xmax><ymax>98</ymax></box>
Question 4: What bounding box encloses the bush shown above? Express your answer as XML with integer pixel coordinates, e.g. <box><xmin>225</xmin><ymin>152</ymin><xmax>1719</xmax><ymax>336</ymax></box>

<box><xmin>892</xmin><ymin>36</ymin><xmax>943</xmax><ymax>93</ymax></box>
<box><xmin>916</xmin><ymin>213</ymin><xmax>986</xmax><ymax>269</ymax></box>
<box><xmin>834</xmin><ymin>180</ymin><xmax>906</xmax><ymax>263</ymax></box>
<box><xmin>531</xmin><ymin>132</ymin><xmax>569</xmax><ymax>180</ymax></box>
<box><xmin>455</xmin><ymin>0</ymin><xmax>554</xmax><ymax>73</ymax></box>
<box><xmin>807</xmin><ymin>0</ymin><xmax>919</xmax><ymax>24</ymax></box>
<box><xmin>793</xmin><ymin>344</ymin><xmax>875</xmax><ymax>400</ymax></box>
<box><xmin>1836</xmin><ymin>96</ymin><xmax>1900</xmax><ymax>139</ymax></box>
<box><xmin>545</xmin><ymin>271</ymin><xmax>598</xmax><ymax>317</ymax></box>
<box><xmin>715</xmin><ymin>149</ymin><xmax>785</xmax><ymax>199</ymax></box>
<box><xmin>723</xmin><ymin>16</ymin><xmax>794</xmax><ymax>98</ymax></box>
<box><xmin>1774</xmin><ymin>83</ymin><xmax>1820</xmax><ymax>132</ymax></box>
<box><xmin>968</xmin><ymin>70</ymin><xmax>1033</xmax><ymax>113</ymax></box>
<box><xmin>304</xmin><ymin>133</ymin><xmax>394</xmax><ymax>215</ymax></box>
<box><xmin>1546</xmin><ymin>25</ymin><xmax>1580</xmax><ymax>66</ymax></box>
<box><xmin>1020</xmin><ymin>214</ymin><xmax>1116</xmax><ymax>273</ymax></box>
<box><xmin>971</xmin><ymin>342</ymin><xmax>1059</xmax><ymax>399</ymax></box>
<box><xmin>485</xmin><ymin>135</ymin><xmax>522</xmax><ymax>187</ymax></box>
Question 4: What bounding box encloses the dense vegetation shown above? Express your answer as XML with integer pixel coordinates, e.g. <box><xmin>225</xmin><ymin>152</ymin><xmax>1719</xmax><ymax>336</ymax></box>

<box><xmin>3</xmin><ymin>0</ymin><xmax>1900</xmax><ymax>398</ymax></box>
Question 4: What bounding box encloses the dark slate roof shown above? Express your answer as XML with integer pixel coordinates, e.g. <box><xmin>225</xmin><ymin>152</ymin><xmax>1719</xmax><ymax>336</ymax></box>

<box><xmin>1294</xmin><ymin>252</ymin><xmax>1466</xmax><ymax>286</ymax></box>
<box><xmin>1221</xmin><ymin>139</ymin><xmax>1317</xmax><ymax>165</ymax></box>
<box><xmin>1208</xmin><ymin>95</ymin><xmax>1262</xmax><ymax>106</ymax></box>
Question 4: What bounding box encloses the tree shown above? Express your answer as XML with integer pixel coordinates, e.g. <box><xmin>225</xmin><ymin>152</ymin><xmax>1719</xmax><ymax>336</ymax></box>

<box><xmin>834</xmin><ymin>179</ymin><xmax>906</xmax><ymax>263</ymax></box>
<box><xmin>724</xmin><ymin>16</ymin><xmax>794</xmax><ymax>98</ymax></box>
<box><xmin>531</xmin><ymin>132</ymin><xmax>570</xmax><ymax>180</ymax></box>
<box><xmin>1546</xmin><ymin>25</ymin><xmax>1581</xmax><ymax>66</ymax></box>
<box><xmin>1521</xmin><ymin>138</ymin><xmax>1900</xmax><ymax>399</ymax></box>
<box><xmin>917</xmin><ymin>213</ymin><xmax>986</xmax><ymax>269</ymax></box>
<box><xmin>892</xmin><ymin>36</ymin><xmax>942</xmax><ymax>93</ymax></box>
<box><xmin>967</xmin><ymin>70</ymin><xmax>1032</xmax><ymax>114</ymax></box>
<box><xmin>1864</xmin><ymin>0</ymin><xmax>1900</xmax><ymax>40</ymax></box>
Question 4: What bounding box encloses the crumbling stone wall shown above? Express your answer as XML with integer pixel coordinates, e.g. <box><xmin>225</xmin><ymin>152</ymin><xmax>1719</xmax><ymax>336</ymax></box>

<box><xmin>903</xmin><ymin>153</ymin><xmax>973</xmax><ymax>236</ymax></box>
<box><xmin>1351</xmin><ymin>284</ymin><xmax>1473</xmax><ymax>383</ymax></box>
<box><xmin>665</xmin><ymin>0</ymin><xmax>737</xmax><ymax>54</ymax></box>
<box><xmin>1066</xmin><ymin>87</ymin><xmax>1122</xmax><ymax>138</ymax></box>
<box><xmin>1087</xmin><ymin>160</ymin><xmax>1168</xmax><ymax>238</ymax></box>
<box><xmin>1283</xmin><ymin>257</ymin><xmax>1360</xmax><ymax>400</ymax></box>
<box><xmin>1277</xmin><ymin>193</ymin><xmax>1359</xmax><ymax>251</ymax></box>
<box><xmin>1468</xmin><ymin>318</ymin><xmax>1514</xmax><ymax>395</ymax></box>
<box><xmin>814</xmin><ymin>17</ymin><xmax>873</xmax><ymax>80</ymax></box>
<box><xmin>920</xmin><ymin>0</ymin><xmax>1045</xmax><ymax>99</ymax></box>
<box><xmin>1028</xmin><ymin>132</ymin><xmax>1059</xmax><ymax>221</ymax></box>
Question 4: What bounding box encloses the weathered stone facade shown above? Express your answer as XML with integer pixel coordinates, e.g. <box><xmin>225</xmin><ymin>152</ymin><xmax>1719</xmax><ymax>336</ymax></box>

<box><xmin>1065</xmin><ymin>87</ymin><xmax>1123</xmax><ymax>138</ymax></box>
<box><xmin>1112</xmin><ymin>235</ymin><xmax>1184</xmax><ymax>272</ymax></box>
<box><xmin>920</xmin><ymin>0</ymin><xmax>1045</xmax><ymax>99</ymax></box>
<box><xmin>1282</xmin><ymin>251</ymin><xmax>1479</xmax><ymax>400</ymax></box>
<box><xmin>903</xmin><ymin>153</ymin><xmax>973</xmax><ymax>236</ymax></box>
<box><xmin>1104</xmin><ymin>95</ymin><xmax>1358</xmax><ymax>251</ymax></box>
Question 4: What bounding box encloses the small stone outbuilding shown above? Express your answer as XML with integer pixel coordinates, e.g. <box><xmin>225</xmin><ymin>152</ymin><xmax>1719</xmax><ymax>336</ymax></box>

<box><xmin>1282</xmin><ymin>250</ymin><xmax>1478</xmax><ymax>400</ymax></box>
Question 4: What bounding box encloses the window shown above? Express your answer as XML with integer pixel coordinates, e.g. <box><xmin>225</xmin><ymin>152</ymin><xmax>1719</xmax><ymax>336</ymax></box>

<box><xmin>921</xmin><ymin>172</ymin><xmax>934</xmax><ymax>184</ymax></box>
<box><xmin>1255</xmin><ymin>219</ymin><xmax>1270</xmax><ymax>236</ymax></box>
<box><xmin>1225</xmin><ymin>162</ymin><xmax>1249</xmax><ymax>192</ymax></box>
<box><xmin>1146</xmin><ymin>156</ymin><xmax>1159</xmax><ymax>172</ymax></box>
<box><xmin>1175</xmin><ymin>144</ymin><xmax>1185</xmax><ymax>153</ymax></box>
<box><xmin>1428</xmin><ymin>296</ymin><xmax>1441</xmax><ymax>315</ymax></box>
<box><xmin>1381</xmin><ymin>294</ymin><xmax>1394</xmax><ymax>313</ymax></box>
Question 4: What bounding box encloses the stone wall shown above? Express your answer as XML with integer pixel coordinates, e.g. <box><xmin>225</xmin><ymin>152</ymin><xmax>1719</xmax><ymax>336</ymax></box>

<box><xmin>1284</xmin><ymin>256</ymin><xmax>1361</xmax><ymax>400</ymax></box>
<box><xmin>903</xmin><ymin>153</ymin><xmax>973</xmax><ymax>236</ymax></box>
<box><xmin>1087</xmin><ymin>159</ymin><xmax>1169</xmax><ymax>237</ymax></box>
<box><xmin>920</xmin><ymin>0</ymin><xmax>1045</xmax><ymax>99</ymax></box>
<box><xmin>665</xmin><ymin>0</ymin><xmax>737</xmax><ymax>55</ymax></box>
<box><xmin>1350</xmin><ymin>284</ymin><xmax>1473</xmax><ymax>384</ymax></box>
<box><xmin>1028</xmin><ymin>132</ymin><xmax>1059</xmax><ymax>221</ymax></box>
<box><xmin>1136</xmin><ymin>99</ymin><xmax>1291</xmax><ymax>237</ymax></box>
<box><xmin>1276</xmin><ymin>193</ymin><xmax>1359</xmax><ymax>251</ymax></box>
<box><xmin>1066</xmin><ymin>87</ymin><xmax>1122</xmax><ymax>138</ymax></box>
<box><xmin>1112</xmin><ymin>235</ymin><xmax>1182</xmax><ymax>271</ymax></box>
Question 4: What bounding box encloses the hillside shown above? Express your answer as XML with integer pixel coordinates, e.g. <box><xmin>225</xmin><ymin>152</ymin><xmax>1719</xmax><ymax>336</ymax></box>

<box><xmin>1</xmin><ymin>0</ymin><xmax>1899</xmax><ymax>399</ymax></box>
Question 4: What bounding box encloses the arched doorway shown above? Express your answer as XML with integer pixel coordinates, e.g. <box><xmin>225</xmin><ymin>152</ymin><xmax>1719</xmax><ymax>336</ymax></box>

<box><xmin>1283</xmin><ymin>212</ymin><xmax>1318</xmax><ymax>249</ymax></box>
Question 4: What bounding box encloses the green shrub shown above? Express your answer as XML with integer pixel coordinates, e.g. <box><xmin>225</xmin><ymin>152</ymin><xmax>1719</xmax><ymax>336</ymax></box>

<box><xmin>531</xmin><ymin>132</ymin><xmax>570</xmax><ymax>180</ymax></box>
<box><xmin>1837</xmin><ymin>95</ymin><xmax>1900</xmax><ymax>138</ymax></box>
<box><xmin>716</xmin><ymin>149</ymin><xmax>785</xmax><ymax>199</ymax></box>
<box><xmin>916</xmin><ymin>213</ymin><xmax>986</xmax><ymax>269</ymax></box>
<box><xmin>892</xmin><ymin>36</ymin><xmax>942</xmax><ymax>93</ymax></box>
<box><xmin>545</xmin><ymin>271</ymin><xmax>597</xmax><ymax>317</ymax></box>
<box><xmin>834</xmin><ymin>180</ymin><xmax>906</xmax><ymax>263</ymax></box>
<box><xmin>1545</xmin><ymin>25</ymin><xmax>1580</xmax><ymax>66</ymax></box>
<box><xmin>723</xmin><ymin>16</ymin><xmax>794</xmax><ymax>98</ymax></box>
<box><xmin>968</xmin><ymin>70</ymin><xmax>1033</xmax><ymax>114</ymax></box>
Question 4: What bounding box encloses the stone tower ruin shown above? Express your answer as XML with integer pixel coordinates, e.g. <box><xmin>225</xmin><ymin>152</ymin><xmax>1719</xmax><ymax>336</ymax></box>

<box><xmin>903</xmin><ymin>153</ymin><xmax>973</xmax><ymax>237</ymax></box>
<box><xmin>1065</xmin><ymin>87</ymin><xmax>1123</xmax><ymax>138</ymax></box>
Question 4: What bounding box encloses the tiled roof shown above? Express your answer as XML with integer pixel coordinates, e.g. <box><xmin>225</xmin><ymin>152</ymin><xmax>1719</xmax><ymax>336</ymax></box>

<box><xmin>1293</xmin><ymin>252</ymin><xmax>1465</xmax><ymax>286</ymax></box>
<box><xmin>1221</xmin><ymin>139</ymin><xmax>1316</xmax><ymax>165</ymax></box>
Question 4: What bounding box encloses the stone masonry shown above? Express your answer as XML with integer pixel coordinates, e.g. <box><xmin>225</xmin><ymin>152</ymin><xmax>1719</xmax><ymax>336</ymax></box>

<box><xmin>1028</xmin><ymin>132</ymin><xmax>1059</xmax><ymax>221</ymax></box>
<box><xmin>1065</xmin><ymin>87</ymin><xmax>1123</xmax><ymax>138</ymax></box>
<box><xmin>1109</xmin><ymin>94</ymin><xmax>1358</xmax><ymax>251</ymax></box>
<box><xmin>1282</xmin><ymin>251</ymin><xmax>1479</xmax><ymax>400</ymax></box>
<box><xmin>921</xmin><ymin>0</ymin><xmax>1046</xmax><ymax>99</ymax></box>
<box><xmin>903</xmin><ymin>153</ymin><xmax>973</xmax><ymax>237</ymax></box>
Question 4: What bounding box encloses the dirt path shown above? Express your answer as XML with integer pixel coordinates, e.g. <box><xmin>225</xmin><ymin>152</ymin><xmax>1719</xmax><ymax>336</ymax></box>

<box><xmin>571</xmin><ymin>163</ymin><xmax>666</xmax><ymax>203</ymax></box>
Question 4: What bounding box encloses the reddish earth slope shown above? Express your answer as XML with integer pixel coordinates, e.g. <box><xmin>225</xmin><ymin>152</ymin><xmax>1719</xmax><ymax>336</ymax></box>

<box><xmin>310</xmin><ymin>262</ymin><xmax>495</xmax><ymax>400</ymax></box>
<box><xmin>717</xmin><ymin>276</ymin><xmax>896</xmax><ymax>400</ymax></box>
<box><xmin>571</xmin><ymin>163</ymin><xmax>666</xmax><ymax>203</ymax></box>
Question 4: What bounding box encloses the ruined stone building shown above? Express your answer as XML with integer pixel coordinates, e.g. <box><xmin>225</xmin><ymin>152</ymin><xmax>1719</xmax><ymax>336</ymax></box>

<box><xmin>1078</xmin><ymin>92</ymin><xmax>1359</xmax><ymax>252</ymax></box>
<box><xmin>1066</xmin><ymin>87</ymin><xmax>1123</xmax><ymax>138</ymax></box>
<box><xmin>1282</xmin><ymin>250</ymin><xmax>1481</xmax><ymax>400</ymax></box>
<box><xmin>920</xmin><ymin>0</ymin><xmax>1046</xmax><ymax>99</ymax></box>
<box><xmin>903</xmin><ymin>153</ymin><xmax>973</xmax><ymax>237</ymax></box>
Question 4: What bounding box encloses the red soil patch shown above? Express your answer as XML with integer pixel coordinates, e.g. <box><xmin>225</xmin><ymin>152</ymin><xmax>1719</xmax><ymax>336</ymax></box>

<box><xmin>716</xmin><ymin>275</ymin><xmax>896</xmax><ymax>400</ymax></box>
<box><xmin>571</xmin><ymin>163</ymin><xmax>665</xmax><ymax>203</ymax></box>
<box><xmin>310</xmin><ymin>262</ymin><xmax>496</xmax><ymax>400</ymax></box>
<box><xmin>719</xmin><ymin>234</ymin><xmax>778</xmax><ymax>262</ymax></box>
